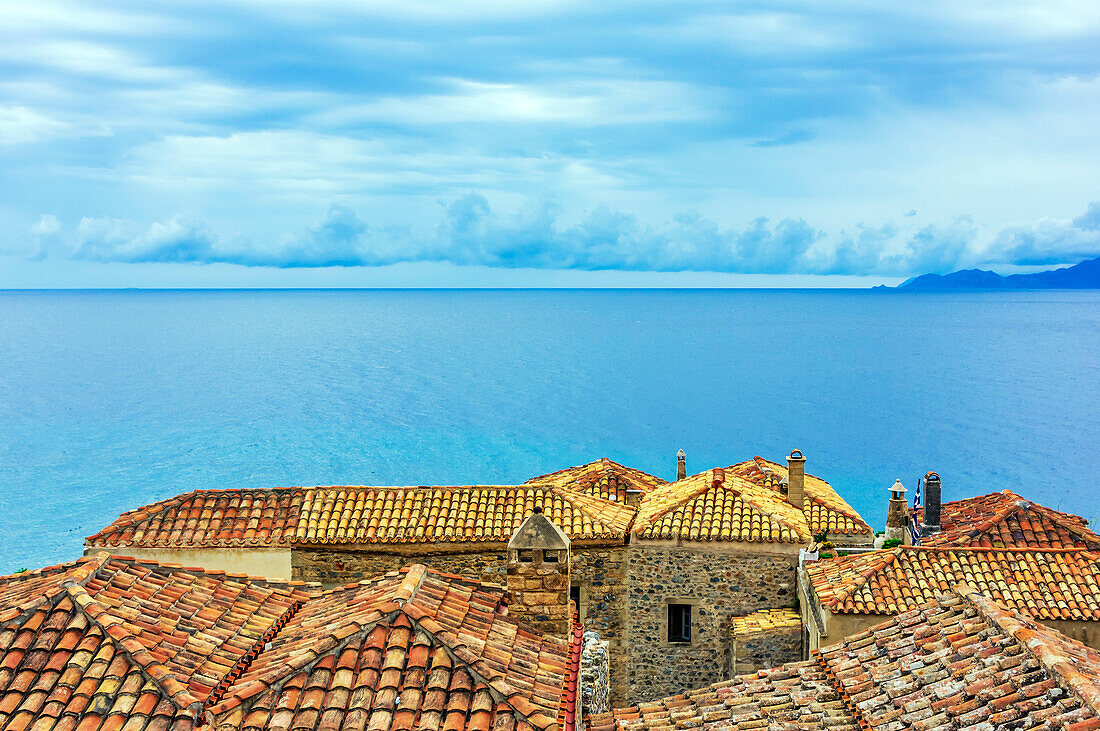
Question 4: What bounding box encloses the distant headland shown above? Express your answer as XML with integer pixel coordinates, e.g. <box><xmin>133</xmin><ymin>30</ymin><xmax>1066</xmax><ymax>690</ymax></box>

<box><xmin>893</xmin><ymin>255</ymin><xmax>1100</xmax><ymax>289</ymax></box>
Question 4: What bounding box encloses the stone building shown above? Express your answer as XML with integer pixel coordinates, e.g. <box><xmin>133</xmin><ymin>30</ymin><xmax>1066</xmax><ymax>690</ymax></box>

<box><xmin>799</xmin><ymin>487</ymin><xmax>1100</xmax><ymax>652</ymax></box>
<box><xmin>86</xmin><ymin>452</ymin><xmax>874</xmax><ymax>704</ymax></box>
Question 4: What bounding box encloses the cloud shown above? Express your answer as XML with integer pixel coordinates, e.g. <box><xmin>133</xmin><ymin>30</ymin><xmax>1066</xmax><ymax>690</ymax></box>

<box><xmin>29</xmin><ymin>198</ymin><xmax>1100</xmax><ymax>276</ymax></box>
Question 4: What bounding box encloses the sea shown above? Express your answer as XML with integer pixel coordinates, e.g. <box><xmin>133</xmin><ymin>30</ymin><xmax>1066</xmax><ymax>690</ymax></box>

<box><xmin>1</xmin><ymin>289</ymin><xmax>1097</xmax><ymax>573</ymax></box>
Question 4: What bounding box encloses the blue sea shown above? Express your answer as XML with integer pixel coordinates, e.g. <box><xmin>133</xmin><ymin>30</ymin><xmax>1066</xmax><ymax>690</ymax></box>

<box><xmin>1</xmin><ymin>289</ymin><xmax>1097</xmax><ymax>572</ymax></box>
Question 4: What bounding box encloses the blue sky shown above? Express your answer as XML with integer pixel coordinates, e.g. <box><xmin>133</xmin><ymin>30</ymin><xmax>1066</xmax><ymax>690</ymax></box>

<box><xmin>1</xmin><ymin>0</ymin><xmax>1099</xmax><ymax>287</ymax></box>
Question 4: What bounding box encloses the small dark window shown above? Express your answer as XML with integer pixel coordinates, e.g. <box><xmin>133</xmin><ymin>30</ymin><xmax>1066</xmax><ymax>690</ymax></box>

<box><xmin>543</xmin><ymin>549</ymin><xmax>559</xmax><ymax>563</ymax></box>
<box><xmin>517</xmin><ymin>549</ymin><xmax>534</xmax><ymax>563</ymax></box>
<box><xmin>570</xmin><ymin>585</ymin><xmax>581</xmax><ymax>606</ymax></box>
<box><xmin>668</xmin><ymin>604</ymin><xmax>691</xmax><ymax>643</ymax></box>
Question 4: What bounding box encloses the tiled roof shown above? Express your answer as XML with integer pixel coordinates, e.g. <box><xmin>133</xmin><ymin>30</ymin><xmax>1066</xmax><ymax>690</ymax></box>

<box><xmin>805</xmin><ymin>545</ymin><xmax>1100</xmax><ymax>620</ymax></box>
<box><xmin>1</xmin><ymin>556</ymin><xmax>579</xmax><ymax>731</ymax></box>
<box><xmin>593</xmin><ymin>584</ymin><xmax>1100</xmax><ymax>731</ymax></box>
<box><xmin>87</xmin><ymin>484</ymin><xmax>635</xmax><ymax>549</ymax></box>
<box><xmin>916</xmin><ymin>489</ymin><xmax>1100</xmax><ymax>549</ymax></box>
<box><xmin>634</xmin><ymin>467</ymin><xmax>809</xmax><ymax>543</ymax></box>
<box><xmin>0</xmin><ymin>553</ymin><xmax>315</xmax><ymax>731</ymax></box>
<box><xmin>730</xmin><ymin>458</ymin><xmax>872</xmax><ymax>537</ymax></box>
<box><xmin>85</xmin><ymin>488</ymin><xmax>303</xmax><ymax>548</ymax></box>
<box><xmin>293</xmin><ymin>485</ymin><xmax>635</xmax><ymax>545</ymax></box>
<box><xmin>591</xmin><ymin>661</ymin><xmax>859</xmax><ymax>731</ymax></box>
<box><xmin>209</xmin><ymin>565</ymin><xmax>575</xmax><ymax>731</ymax></box>
<box><xmin>631</xmin><ymin>458</ymin><xmax>871</xmax><ymax>544</ymax></box>
<box><xmin>525</xmin><ymin>460</ymin><xmax>666</xmax><ymax>503</ymax></box>
<box><xmin>730</xmin><ymin>608</ymin><xmax>801</xmax><ymax>635</ymax></box>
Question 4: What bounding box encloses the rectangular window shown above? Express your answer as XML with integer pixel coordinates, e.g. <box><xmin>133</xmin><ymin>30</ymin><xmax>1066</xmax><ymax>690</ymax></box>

<box><xmin>668</xmin><ymin>603</ymin><xmax>691</xmax><ymax>643</ymax></box>
<box><xmin>543</xmin><ymin>549</ymin><xmax>560</xmax><ymax>563</ymax></box>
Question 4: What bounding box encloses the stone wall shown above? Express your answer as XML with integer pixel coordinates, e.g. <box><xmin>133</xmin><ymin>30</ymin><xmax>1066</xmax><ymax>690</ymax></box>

<box><xmin>728</xmin><ymin>609</ymin><xmax>802</xmax><ymax>676</ymax></box>
<box><xmin>624</xmin><ymin>544</ymin><xmax>798</xmax><ymax>704</ymax></box>
<box><xmin>505</xmin><ymin>549</ymin><xmax>571</xmax><ymax>639</ymax></box>
<box><xmin>580</xmin><ymin>630</ymin><xmax>610</xmax><ymax>722</ymax></box>
<box><xmin>292</xmin><ymin>546</ymin><xmax>508</xmax><ymax>587</ymax></box>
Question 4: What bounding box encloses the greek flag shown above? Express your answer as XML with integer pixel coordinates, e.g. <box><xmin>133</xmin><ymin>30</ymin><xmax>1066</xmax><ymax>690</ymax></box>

<box><xmin>909</xmin><ymin>477</ymin><xmax>923</xmax><ymax>546</ymax></box>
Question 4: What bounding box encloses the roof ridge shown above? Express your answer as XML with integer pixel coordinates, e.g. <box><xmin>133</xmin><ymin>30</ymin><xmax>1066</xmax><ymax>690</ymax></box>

<box><xmin>633</xmin><ymin>470</ymin><xmax>723</xmax><ymax>532</ymax></box>
<box><xmin>84</xmin><ymin>491</ymin><xmax>192</xmax><ymax>543</ymax></box>
<box><xmin>551</xmin><ymin>485</ymin><xmax>637</xmax><ymax>530</ymax></box>
<box><xmin>0</xmin><ymin>551</ymin><xmax>110</xmax><ymax>626</ymax></box>
<box><xmin>957</xmin><ymin>583</ymin><xmax>1100</xmax><ymax>716</ymax></box>
<box><xmin>401</xmin><ymin>601</ymin><xmax>565</xmax><ymax>731</ymax></box>
<box><xmin>722</xmin><ymin>473</ymin><xmax>810</xmax><ymax>540</ymax></box>
<box><xmin>903</xmin><ymin>545</ymin><xmax>1093</xmax><ymax>554</ymax></box>
<box><xmin>66</xmin><ymin>581</ymin><xmax>207</xmax><ymax>719</ymax></box>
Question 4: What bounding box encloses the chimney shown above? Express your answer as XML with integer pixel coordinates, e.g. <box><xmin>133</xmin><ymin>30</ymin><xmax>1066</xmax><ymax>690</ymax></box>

<box><xmin>676</xmin><ymin>449</ymin><xmax>687</xmax><ymax>481</ymax></box>
<box><xmin>786</xmin><ymin>450</ymin><xmax>806</xmax><ymax>509</ymax></box>
<box><xmin>505</xmin><ymin>505</ymin><xmax>571</xmax><ymax>639</ymax></box>
<box><xmin>921</xmin><ymin>472</ymin><xmax>942</xmax><ymax>536</ymax></box>
<box><xmin>885</xmin><ymin>479</ymin><xmax>909</xmax><ymax>544</ymax></box>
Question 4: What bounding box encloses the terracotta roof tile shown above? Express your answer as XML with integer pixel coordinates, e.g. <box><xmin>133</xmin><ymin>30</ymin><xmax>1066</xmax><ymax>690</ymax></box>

<box><xmin>731</xmin><ymin>457</ymin><xmax>872</xmax><ymax>537</ymax></box>
<box><xmin>2</xmin><ymin>557</ymin><xmax>577</xmax><ymax>731</ymax></box>
<box><xmin>633</xmin><ymin>467</ymin><xmax>811</xmax><ymax>543</ymax></box>
<box><xmin>525</xmin><ymin>460</ymin><xmax>666</xmax><ymax>503</ymax></box>
<box><xmin>632</xmin><ymin>458</ymin><xmax>871</xmax><ymax>544</ymax></box>
<box><xmin>88</xmin><ymin>483</ymin><xmax>635</xmax><ymax>550</ymax></box>
<box><xmin>210</xmin><ymin>565</ymin><xmax>575</xmax><ymax>731</ymax></box>
<box><xmin>293</xmin><ymin>485</ymin><xmax>634</xmax><ymax>545</ymax></box>
<box><xmin>806</xmin><ymin>546</ymin><xmax>1100</xmax><ymax>620</ymax></box>
<box><xmin>85</xmin><ymin>489</ymin><xmax>303</xmax><ymax>549</ymax></box>
<box><xmin>730</xmin><ymin>608</ymin><xmax>802</xmax><ymax>635</ymax></box>
<box><xmin>916</xmin><ymin>490</ymin><xmax>1100</xmax><ymax>549</ymax></box>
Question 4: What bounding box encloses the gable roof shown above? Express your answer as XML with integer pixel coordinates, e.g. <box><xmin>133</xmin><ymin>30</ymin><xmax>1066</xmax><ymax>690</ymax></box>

<box><xmin>916</xmin><ymin>489</ymin><xmax>1100</xmax><ymax>549</ymax></box>
<box><xmin>525</xmin><ymin>459</ymin><xmax>666</xmax><ymax>503</ymax></box>
<box><xmin>593</xmin><ymin>584</ymin><xmax>1100</xmax><ymax>731</ymax></box>
<box><xmin>631</xmin><ymin>458</ymin><xmax>871</xmax><ymax>544</ymax></box>
<box><xmin>0</xmin><ymin>553</ymin><xmax>315</xmax><ymax>731</ymax></box>
<box><xmin>805</xmin><ymin>545</ymin><xmax>1100</xmax><ymax>620</ymax></box>
<box><xmin>0</xmin><ymin>556</ymin><xmax>579</xmax><ymax>731</ymax></box>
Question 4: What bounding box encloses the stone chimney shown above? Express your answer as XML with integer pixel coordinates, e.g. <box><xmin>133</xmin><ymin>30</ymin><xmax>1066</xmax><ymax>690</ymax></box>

<box><xmin>676</xmin><ymin>449</ymin><xmax>687</xmax><ymax>480</ymax></box>
<box><xmin>921</xmin><ymin>471</ymin><xmax>942</xmax><ymax>537</ymax></box>
<box><xmin>786</xmin><ymin>450</ymin><xmax>806</xmax><ymax>510</ymax></box>
<box><xmin>885</xmin><ymin>479</ymin><xmax>909</xmax><ymax>543</ymax></box>
<box><xmin>506</xmin><ymin>506</ymin><xmax>571</xmax><ymax>639</ymax></box>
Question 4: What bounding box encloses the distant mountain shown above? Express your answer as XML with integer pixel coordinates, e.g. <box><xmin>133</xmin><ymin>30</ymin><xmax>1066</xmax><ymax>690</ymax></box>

<box><xmin>899</xmin><ymin>256</ymin><xmax>1100</xmax><ymax>289</ymax></box>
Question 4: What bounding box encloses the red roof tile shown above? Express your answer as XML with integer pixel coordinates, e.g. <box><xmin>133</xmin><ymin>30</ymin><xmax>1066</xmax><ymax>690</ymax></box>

<box><xmin>1</xmin><ymin>557</ymin><xmax>578</xmax><ymax>731</ymax></box>
<box><xmin>806</xmin><ymin>545</ymin><xmax>1100</xmax><ymax>620</ymax></box>
<box><xmin>917</xmin><ymin>490</ymin><xmax>1100</xmax><ymax>549</ymax></box>
<box><xmin>85</xmin><ymin>489</ymin><xmax>303</xmax><ymax>548</ymax></box>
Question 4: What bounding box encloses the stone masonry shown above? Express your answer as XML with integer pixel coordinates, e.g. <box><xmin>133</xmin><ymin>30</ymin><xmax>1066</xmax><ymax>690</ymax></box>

<box><xmin>624</xmin><ymin>546</ymin><xmax>798</xmax><ymax>703</ymax></box>
<box><xmin>728</xmin><ymin>608</ymin><xmax>803</xmax><ymax>677</ymax></box>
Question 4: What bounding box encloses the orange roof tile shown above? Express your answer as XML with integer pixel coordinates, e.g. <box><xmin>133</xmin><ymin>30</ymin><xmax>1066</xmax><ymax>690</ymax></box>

<box><xmin>597</xmin><ymin>584</ymin><xmax>1100</xmax><ymax>731</ymax></box>
<box><xmin>85</xmin><ymin>488</ymin><xmax>303</xmax><ymax>548</ymax></box>
<box><xmin>806</xmin><ymin>545</ymin><xmax>1100</xmax><ymax>620</ymax></box>
<box><xmin>292</xmin><ymin>485</ymin><xmax>634</xmax><ymax>545</ymax></box>
<box><xmin>1</xmin><ymin>557</ymin><xmax>578</xmax><ymax>731</ymax></box>
<box><xmin>731</xmin><ymin>457</ymin><xmax>872</xmax><ymax>537</ymax></box>
<box><xmin>631</xmin><ymin>458</ymin><xmax>872</xmax><ymax>544</ymax></box>
<box><xmin>526</xmin><ymin>459</ymin><xmax>666</xmax><ymax>503</ymax></box>
<box><xmin>917</xmin><ymin>489</ymin><xmax>1100</xmax><ymax>549</ymax></box>
<box><xmin>88</xmin><ymin>484</ymin><xmax>635</xmax><ymax>550</ymax></box>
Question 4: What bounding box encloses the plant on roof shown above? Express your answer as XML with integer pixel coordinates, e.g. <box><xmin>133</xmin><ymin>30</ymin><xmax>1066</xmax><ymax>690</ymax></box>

<box><xmin>13</xmin><ymin>568</ymin><xmax>27</xmax><ymax>573</ymax></box>
<box><xmin>813</xmin><ymin>530</ymin><xmax>829</xmax><ymax>543</ymax></box>
<box><xmin>881</xmin><ymin>538</ymin><xmax>903</xmax><ymax>550</ymax></box>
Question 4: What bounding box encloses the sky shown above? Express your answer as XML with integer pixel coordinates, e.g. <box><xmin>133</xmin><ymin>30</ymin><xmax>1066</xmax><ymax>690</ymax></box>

<box><xmin>1</xmin><ymin>0</ymin><xmax>1099</xmax><ymax>287</ymax></box>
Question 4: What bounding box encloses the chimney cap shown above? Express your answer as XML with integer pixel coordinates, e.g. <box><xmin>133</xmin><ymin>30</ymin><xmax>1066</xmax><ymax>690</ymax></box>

<box><xmin>925</xmin><ymin>471</ymin><xmax>940</xmax><ymax>481</ymax></box>
<box><xmin>788</xmin><ymin>449</ymin><xmax>805</xmax><ymax>461</ymax></box>
<box><xmin>889</xmin><ymin>479</ymin><xmax>906</xmax><ymax>494</ymax></box>
<box><xmin>677</xmin><ymin>448</ymin><xmax>685</xmax><ymax>459</ymax></box>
